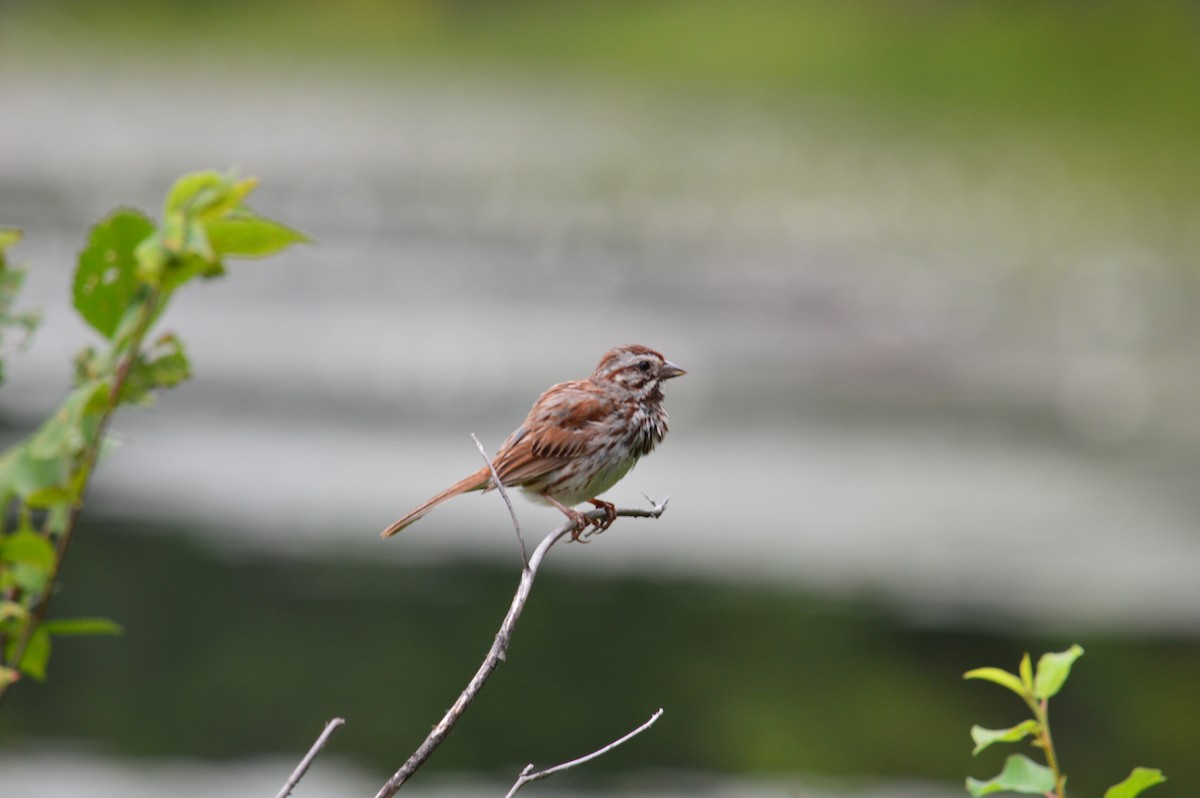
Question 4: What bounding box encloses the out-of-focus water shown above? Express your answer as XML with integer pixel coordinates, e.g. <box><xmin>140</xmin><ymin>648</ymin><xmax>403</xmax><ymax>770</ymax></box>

<box><xmin>3</xmin><ymin>63</ymin><xmax>1200</xmax><ymax>797</ymax></box>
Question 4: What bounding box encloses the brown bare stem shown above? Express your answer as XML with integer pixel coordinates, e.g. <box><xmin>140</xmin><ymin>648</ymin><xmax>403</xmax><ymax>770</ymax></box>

<box><xmin>275</xmin><ymin>717</ymin><xmax>345</xmax><ymax>798</ymax></box>
<box><xmin>504</xmin><ymin>708</ymin><xmax>664</xmax><ymax>798</ymax></box>
<box><xmin>471</xmin><ymin>432</ymin><xmax>526</xmax><ymax>566</ymax></box>
<box><xmin>374</xmin><ymin>497</ymin><xmax>668</xmax><ymax>798</ymax></box>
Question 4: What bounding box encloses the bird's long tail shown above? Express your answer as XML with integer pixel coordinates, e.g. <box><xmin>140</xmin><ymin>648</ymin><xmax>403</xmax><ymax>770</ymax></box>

<box><xmin>380</xmin><ymin>467</ymin><xmax>492</xmax><ymax>538</ymax></box>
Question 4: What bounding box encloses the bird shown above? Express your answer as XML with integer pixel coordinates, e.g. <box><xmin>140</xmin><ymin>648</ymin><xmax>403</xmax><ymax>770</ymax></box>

<box><xmin>381</xmin><ymin>345</ymin><xmax>685</xmax><ymax>539</ymax></box>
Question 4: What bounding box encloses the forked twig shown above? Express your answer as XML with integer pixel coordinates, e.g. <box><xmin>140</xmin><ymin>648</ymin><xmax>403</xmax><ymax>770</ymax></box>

<box><xmin>374</xmin><ymin>496</ymin><xmax>669</xmax><ymax>798</ymax></box>
<box><xmin>472</xmin><ymin>432</ymin><xmax>526</xmax><ymax>565</ymax></box>
<box><xmin>275</xmin><ymin>717</ymin><xmax>345</xmax><ymax>798</ymax></box>
<box><xmin>504</xmin><ymin>708</ymin><xmax>665</xmax><ymax>798</ymax></box>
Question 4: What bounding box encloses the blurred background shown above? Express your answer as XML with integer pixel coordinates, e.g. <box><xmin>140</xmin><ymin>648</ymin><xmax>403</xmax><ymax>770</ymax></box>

<box><xmin>2</xmin><ymin>1</ymin><xmax>1199</xmax><ymax>796</ymax></box>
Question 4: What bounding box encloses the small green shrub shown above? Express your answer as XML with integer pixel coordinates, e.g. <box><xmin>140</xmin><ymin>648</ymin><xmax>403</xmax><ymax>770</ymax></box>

<box><xmin>965</xmin><ymin>645</ymin><xmax>1165</xmax><ymax>798</ymax></box>
<box><xmin>0</xmin><ymin>170</ymin><xmax>305</xmax><ymax>701</ymax></box>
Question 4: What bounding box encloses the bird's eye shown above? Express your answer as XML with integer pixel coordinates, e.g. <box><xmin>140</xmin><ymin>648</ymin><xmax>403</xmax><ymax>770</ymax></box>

<box><xmin>637</xmin><ymin>360</ymin><xmax>652</xmax><ymax>372</ymax></box>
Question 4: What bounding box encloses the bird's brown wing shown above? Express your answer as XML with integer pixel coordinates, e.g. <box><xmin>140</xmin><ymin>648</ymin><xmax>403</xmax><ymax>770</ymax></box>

<box><xmin>492</xmin><ymin>379</ymin><xmax>611</xmax><ymax>486</ymax></box>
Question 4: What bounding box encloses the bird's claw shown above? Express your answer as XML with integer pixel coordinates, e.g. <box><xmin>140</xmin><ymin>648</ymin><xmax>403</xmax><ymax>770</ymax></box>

<box><xmin>578</xmin><ymin>498</ymin><xmax>617</xmax><ymax>539</ymax></box>
<box><xmin>566</xmin><ymin>509</ymin><xmax>590</xmax><ymax>542</ymax></box>
<box><xmin>565</xmin><ymin>500</ymin><xmax>618</xmax><ymax>542</ymax></box>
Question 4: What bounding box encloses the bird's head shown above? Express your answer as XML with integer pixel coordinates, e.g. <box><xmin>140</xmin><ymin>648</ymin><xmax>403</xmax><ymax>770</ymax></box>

<box><xmin>591</xmin><ymin>344</ymin><xmax>686</xmax><ymax>398</ymax></box>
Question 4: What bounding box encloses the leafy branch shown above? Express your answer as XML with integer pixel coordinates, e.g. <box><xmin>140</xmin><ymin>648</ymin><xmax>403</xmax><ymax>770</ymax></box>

<box><xmin>0</xmin><ymin>170</ymin><xmax>306</xmax><ymax>703</ymax></box>
<box><xmin>965</xmin><ymin>644</ymin><xmax>1165</xmax><ymax>798</ymax></box>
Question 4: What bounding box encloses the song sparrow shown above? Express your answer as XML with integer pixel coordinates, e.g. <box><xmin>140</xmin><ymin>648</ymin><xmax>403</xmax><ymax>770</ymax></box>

<box><xmin>381</xmin><ymin>344</ymin><xmax>685</xmax><ymax>538</ymax></box>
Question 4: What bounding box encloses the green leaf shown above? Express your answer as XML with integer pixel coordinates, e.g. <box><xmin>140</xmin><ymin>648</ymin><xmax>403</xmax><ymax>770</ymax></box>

<box><xmin>184</xmin><ymin>218</ymin><xmax>215</xmax><ymax>262</ymax></box>
<box><xmin>28</xmin><ymin>380</ymin><xmax>110</xmax><ymax>460</ymax></box>
<box><xmin>0</xmin><ymin>665</ymin><xmax>18</xmax><ymax>688</ymax></box>
<box><xmin>24</xmin><ymin>484</ymin><xmax>75</xmax><ymax>509</ymax></box>
<box><xmin>139</xmin><ymin>210</ymin><xmax>221</xmax><ymax>293</ymax></box>
<box><xmin>970</xmin><ymin>720</ymin><xmax>1041</xmax><ymax>755</ymax></box>
<box><xmin>109</xmin><ymin>287</ymin><xmax>155</xmax><ymax>346</ymax></box>
<box><xmin>1105</xmin><ymin>768</ymin><xmax>1166</xmax><ymax>798</ymax></box>
<box><xmin>139</xmin><ymin>172</ymin><xmax>297</xmax><ymax>291</ymax></box>
<box><xmin>161</xmin><ymin>251</ymin><xmax>221</xmax><ymax>293</ymax></box>
<box><xmin>164</xmin><ymin>171</ymin><xmax>226</xmax><ymax>216</ymax></box>
<box><xmin>1034</xmin><ymin>644</ymin><xmax>1084</xmax><ymax>700</ymax></box>
<box><xmin>1019</xmin><ymin>652</ymin><xmax>1033</xmax><ymax>692</ymax></box>
<box><xmin>160</xmin><ymin>210</ymin><xmax>188</xmax><ymax>252</ymax></box>
<box><xmin>0</xmin><ymin>444</ymin><xmax>70</xmax><ymax>500</ymax></box>
<box><xmin>967</xmin><ymin>754</ymin><xmax>1057</xmax><ymax>796</ymax></box>
<box><xmin>1</xmin><ymin>380</ymin><xmax>110</xmax><ymax>506</ymax></box>
<box><xmin>74</xmin><ymin>209</ymin><xmax>156</xmax><ymax>339</ymax></box>
<box><xmin>164</xmin><ymin>171</ymin><xmax>257</xmax><ymax>220</ymax></box>
<box><xmin>4</xmin><ymin>562</ymin><xmax>51</xmax><ymax>594</ymax></box>
<box><xmin>207</xmin><ymin>214</ymin><xmax>310</xmax><ymax>258</ymax></box>
<box><xmin>121</xmin><ymin>333</ymin><xmax>191</xmax><ymax>406</ymax></box>
<box><xmin>0</xmin><ymin>529</ymin><xmax>57</xmax><ymax>571</ymax></box>
<box><xmin>8</xmin><ymin>625</ymin><xmax>51</xmax><ymax>681</ymax></box>
<box><xmin>43</xmin><ymin>617</ymin><xmax>123</xmax><ymax>636</ymax></box>
<box><xmin>964</xmin><ymin>666</ymin><xmax>1028</xmax><ymax>699</ymax></box>
<box><xmin>44</xmin><ymin>504</ymin><xmax>71</xmax><ymax>538</ymax></box>
<box><xmin>133</xmin><ymin>230</ymin><xmax>168</xmax><ymax>285</ymax></box>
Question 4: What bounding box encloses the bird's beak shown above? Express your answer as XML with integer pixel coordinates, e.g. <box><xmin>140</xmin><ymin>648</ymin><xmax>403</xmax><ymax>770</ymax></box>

<box><xmin>660</xmin><ymin>360</ymin><xmax>687</xmax><ymax>379</ymax></box>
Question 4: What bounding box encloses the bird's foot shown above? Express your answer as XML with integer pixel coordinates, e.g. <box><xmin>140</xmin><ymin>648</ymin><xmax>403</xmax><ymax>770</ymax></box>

<box><xmin>567</xmin><ymin>508</ymin><xmax>592</xmax><ymax>542</ymax></box>
<box><xmin>544</xmin><ymin>495</ymin><xmax>592</xmax><ymax>542</ymax></box>
<box><xmin>581</xmin><ymin>498</ymin><xmax>617</xmax><ymax>538</ymax></box>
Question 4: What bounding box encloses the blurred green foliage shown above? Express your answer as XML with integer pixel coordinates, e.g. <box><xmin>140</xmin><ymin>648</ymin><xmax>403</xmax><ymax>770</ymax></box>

<box><xmin>6</xmin><ymin>1</ymin><xmax>1196</xmax><ymax>230</ymax></box>
<box><xmin>7</xmin><ymin>1</ymin><xmax>1198</xmax><ymax>136</ymax></box>
<box><xmin>0</xmin><ymin>231</ymin><xmax>40</xmax><ymax>388</ymax></box>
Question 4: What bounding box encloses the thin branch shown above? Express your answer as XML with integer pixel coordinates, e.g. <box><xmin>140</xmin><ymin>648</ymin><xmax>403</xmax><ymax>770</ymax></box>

<box><xmin>504</xmin><ymin>708</ymin><xmax>665</xmax><ymax>798</ymax></box>
<box><xmin>623</xmin><ymin>495</ymin><xmax>670</xmax><ymax>520</ymax></box>
<box><xmin>374</xmin><ymin>497</ymin><xmax>668</xmax><ymax>798</ymax></box>
<box><xmin>275</xmin><ymin>717</ymin><xmax>345</xmax><ymax>798</ymax></box>
<box><xmin>472</xmin><ymin>432</ymin><xmax>525</xmax><ymax>566</ymax></box>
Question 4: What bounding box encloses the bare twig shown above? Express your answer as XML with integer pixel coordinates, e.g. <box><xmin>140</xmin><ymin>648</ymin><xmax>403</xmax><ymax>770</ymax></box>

<box><xmin>374</xmin><ymin>497</ymin><xmax>668</xmax><ymax>798</ymax></box>
<box><xmin>504</xmin><ymin>708</ymin><xmax>665</xmax><ymax>798</ymax></box>
<box><xmin>275</xmin><ymin>717</ymin><xmax>345</xmax><ymax>798</ymax></box>
<box><xmin>472</xmin><ymin>433</ymin><xmax>526</xmax><ymax>566</ymax></box>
